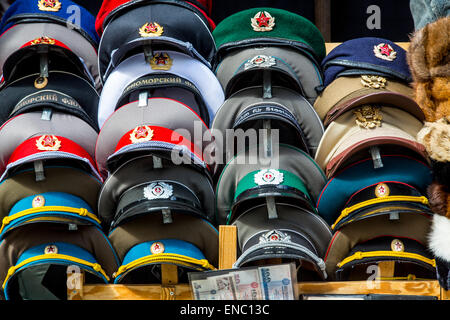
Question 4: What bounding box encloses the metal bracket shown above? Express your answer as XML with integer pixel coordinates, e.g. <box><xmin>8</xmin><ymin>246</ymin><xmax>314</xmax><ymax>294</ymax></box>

<box><xmin>263</xmin><ymin>70</ymin><xmax>272</xmax><ymax>99</ymax></box>
<box><xmin>266</xmin><ymin>196</ymin><xmax>278</xmax><ymax>220</ymax></box>
<box><xmin>263</xmin><ymin>119</ymin><xmax>272</xmax><ymax>158</ymax></box>
<box><xmin>138</xmin><ymin>91</ymin><xmax>149</xmax><ymax>107</ymax></box>
<box><xmin>153</xmin><ymin>156</ymin><xmax>163</xmax><ymax>169</ymax></box>
<box><xmin>34</xmin><ymin>160</ymin><xmax>45</xmax><ymax>182</ymax></box>
<box><xmin>41</xmin><ymin>108</ymin><xmax>52</xmax><ymax>121</ymax></box>
<box><xmin>162</xmin><ymin>209</ymin><xmax>173</xmax><ymax>224</ymax></box>
<box><xmin>370</xmin><ymin>146</ymin><xmax>383</xmax><ymax>169</ymax></box>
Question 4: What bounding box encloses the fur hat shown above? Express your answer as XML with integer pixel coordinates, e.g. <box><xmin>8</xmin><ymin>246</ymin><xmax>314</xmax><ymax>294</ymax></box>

<box><xmin>407</xmin><ymin>16</ymin><xmax>450</xmax><ymax>122</ymax></box>
<box><xmin>417</xmin><ymin>117</ymin><xmax>450</xmax><ymax>163</ymax></box>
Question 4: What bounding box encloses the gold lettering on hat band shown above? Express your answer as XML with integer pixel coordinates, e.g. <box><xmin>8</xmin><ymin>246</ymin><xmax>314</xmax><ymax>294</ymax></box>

<box><xmin>361</xmin><ymin>75</ymin><xmax>387</xmax><ymax>89</ymax></box>
<box><xmin>37</xmin><ymin>0</ymin><xmax>61</xmax><ymax>12</ymax></box>
<box><xmin>139</xmin><ymin>22</ymin><xmax>163</xmax><ymax>37</ymax></box>
<box><xmin>251</xmin><ymin>11</ymin><xmax>275</xmax><ymax>32</ymax></box>
<box><xmin>354</xmin><ymin>106</ymin><xmax>382</xmax><ymax>129</ymax></box>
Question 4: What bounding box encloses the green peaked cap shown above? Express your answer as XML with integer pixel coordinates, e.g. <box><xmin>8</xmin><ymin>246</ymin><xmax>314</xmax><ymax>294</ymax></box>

<box><xmin>213</xmin><ymin>7</ymin><xmax>326</xmax><ymax>61</ymax></box>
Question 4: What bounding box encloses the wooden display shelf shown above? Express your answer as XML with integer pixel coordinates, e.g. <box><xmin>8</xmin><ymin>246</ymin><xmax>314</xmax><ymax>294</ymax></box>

<box><xmin>68</xmin><ymin>225</ymin><xmax>450</xmax><ymax>300</ymax></box>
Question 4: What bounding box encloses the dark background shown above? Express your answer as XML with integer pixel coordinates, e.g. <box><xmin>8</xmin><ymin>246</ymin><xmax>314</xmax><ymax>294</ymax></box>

<box><xmin>0</xmin><ymin>0</ymin><xmax>416</xmax><ymax>41</ymax></box>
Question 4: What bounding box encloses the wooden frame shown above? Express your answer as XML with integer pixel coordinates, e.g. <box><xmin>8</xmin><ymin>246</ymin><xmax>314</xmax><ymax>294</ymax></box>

<box><xmin>67</xmin><ymin>225</ymin><xmax>449</xmax><ymax>300</ymax></box>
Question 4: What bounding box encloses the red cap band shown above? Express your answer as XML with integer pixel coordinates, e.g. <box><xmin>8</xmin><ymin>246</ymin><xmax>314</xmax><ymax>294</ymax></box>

<box><xmin>114</xmin><ymin>125</ymin><xmax>205</xmax><ymax>162</ymax></box>
<box><xmin>7</xmin><ymin>135</ymin><xmax>98</xmax><ymax>174</ymax></box>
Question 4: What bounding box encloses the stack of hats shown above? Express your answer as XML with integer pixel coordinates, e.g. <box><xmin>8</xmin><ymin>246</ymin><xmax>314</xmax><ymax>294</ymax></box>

<box><xmin>0</xmin><ymin>0</ymin><xmax>119</xmax><ymax>300</ymax></box>
<box><xmin>314</xmin><ymin>37</ymin><xmax>437</xmax><ymax>281</ymax></box>
<box><xmin>93</xmin><ymin>0</ymin><xmax>221</xmax><ymax>285</ymax></box>
<box><xmin>407</xmin><ymin>16</ymin><xmax>450</xmax><ymax>289</ymax></box>
<box><xmin>212</xmin><ymin>8</ymin><xmax>333</xmax><ymax>281</ymax></box>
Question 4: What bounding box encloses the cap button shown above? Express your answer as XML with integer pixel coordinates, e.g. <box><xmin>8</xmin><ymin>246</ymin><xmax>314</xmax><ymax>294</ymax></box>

<box><xmin>93</xmin><ymin>264</ymin><xmax>101</xmax><ymax>272</ymax></box>
<box><xmin>2</xmin><ymin>216</ymin><xmax>10</xmax><ymax>225</ymax></box>
<box><xmin>7</xmin><ymin>267</ymin><xmax>15</xmax><ymax>276</ymax></box>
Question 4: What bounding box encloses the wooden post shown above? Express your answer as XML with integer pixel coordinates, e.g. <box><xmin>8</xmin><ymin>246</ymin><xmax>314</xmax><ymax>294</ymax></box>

<box><xmin>378</xmin><ymin>261</ymin><xmax>396</xmax><ymax>279</ymax></box>
<box><xmin>315</xmin><ymin>0</ymin><xmax>331</xmax><ymax>42</ymax></box>
<box><xmin>160</xmin><ymin>264</ymin><xmax>178</xmax><ymax>300</ymax></box>
<box><xmin>67</xmin><ymin>271</ymin><xmax>84</xmax><ymax>300</ymax></box>
<box><xmin>219</xmin><ymin>225</ymin><xmax>237</xmax><ymax>270</ymax></box>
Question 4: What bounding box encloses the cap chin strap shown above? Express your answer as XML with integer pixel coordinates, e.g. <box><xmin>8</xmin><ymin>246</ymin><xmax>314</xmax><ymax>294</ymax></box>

<box><xmin>337</xmin><ymin>251</ymin><xmax>436</xmax><ymax>269</ymax></box>
<box><xmin>2</xmin><ymin>253</ymin><xmax>109</xmax><ymax>290</ymax></box>
<box><xmin>331</xmin><ymin>195</ymin><xmax>429</xmax><ymax>230</ymax></box>
<box><xmin>233</xmin><ymin>241</ymin><xmax>327</xmax><ymax>279</ymax></box>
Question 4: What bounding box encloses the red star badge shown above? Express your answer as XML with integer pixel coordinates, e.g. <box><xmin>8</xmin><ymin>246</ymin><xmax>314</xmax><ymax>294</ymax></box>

<box><xmin>256</xmin><ymin>12</ymin><xmax>270</xmax><ymax>27</ymax></box>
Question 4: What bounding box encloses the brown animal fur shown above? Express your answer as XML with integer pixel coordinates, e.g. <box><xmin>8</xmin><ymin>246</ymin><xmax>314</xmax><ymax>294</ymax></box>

<box><xmin>428</xmin><ymin>182</ymin><xmax>450</xmax><ymax>218</ymax></box>
<box><xmin>408</xmin><ymin>16</ymin><xmax>450</xmax><ymax>122</ymax></box>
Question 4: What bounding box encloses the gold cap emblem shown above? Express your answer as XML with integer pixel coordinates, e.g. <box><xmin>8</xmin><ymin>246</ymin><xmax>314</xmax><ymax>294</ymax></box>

<box><xmin>391</xmin><ymin>239</ymin><xmax>404</xmax><ymax>252</ymax></box>
<box><xmin>375</xmin><ymin>183</ymin><xmax>390</xmax><ymax>198</ymax></box>
<box><xmin>34</xmin><ymin>76</ymin><xmax>48</xmax><ymax>89</ymax></box>
<box><xmin>38</xmin><ymin>0</ymin><xmax>61</xmax><ymax>12</ymax></box>
<box><xmin>44</xmin><ymin>244</ymin><xmax>58</xmax><ymax>254</ymax></box>
<box><xmin>149</xmin><ymin>52</ymin><xmax>173</xmax><ymax>70</ymax></box>
<box><xmin>251</xmin><ymin>11</ymin><xmax>275</xmax><ymax>32</ymax></box>
<box><xmin>373</xmin><ymin>43</ymin><xmax>397</xmax><ymax>61</ymax></box>
<box><xmin>139</xmin><ymin>22</ymin><xmax>164</xmax><ymax>37</ymax></box>
<box><xmin>36</xmin><ymin>135</ymin><xmax>61</xmax><ymax>151</ymax></box>
<box><xmin>361</xmin><ymin>75</ymin><xmax>387</xmax><ymax>89</ymax></box>
<box><xmin>150</xmin><ymin>242</ymin><xmax>165</xmax><ymax>254</ymax></box>
<box><xmin>129</xmin><ymin>125</ymin><xmax>154</xmax><ymax>144</ymax></box>
<box><xmin>353</xmin><ymin>105</ymin><xmax>382</xmax><ymax>129</ymax></box>
<box><xmin>30</xmin><ymin>37</ymin><xmax>56</xmax><ymax>46</ymax></box>
<box><xmin>32</xmin><ymin>195</ymin><xmax>46</xmax><ymax>208</ymax></box>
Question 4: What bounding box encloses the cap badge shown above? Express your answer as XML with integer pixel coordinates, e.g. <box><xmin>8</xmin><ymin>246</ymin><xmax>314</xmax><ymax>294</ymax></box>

<box><xmin>373</xmin><ymin>43</ymin><xmax>397</xmax><ymax>61</ymax></box>
<box><xmin>44</xmin><ymin>244</ymin><xmax>58</xmax><ymax>254</ymax></box>
<box><xmin>139</xmin><ymin>22</ymin><xmax>164</xmax><ymax>37</ymax></box>
<box><xmin>36</xmin><ymin>135</ymin><xmax>61</xmax><ymax>151</ymax></box>
<box><xmin>150</xmin><ymin>242</ymin><xmax>165</xmax><ymax>254</ymax></box>
<box><xmin>251</xmin><ymin>11</ymin><xmax>275</xmax><ymax>32</ymax></box>
<box><xmin>32</xmin><ymin>195</ymin><xmax>46</xmax><ymax>208</ymax></box>
<box><xmin>254</xmin><ymin>169</ymin><xmax>284</xmax><ymax>186</ymax></box>
<box><xmin>150</xmin><ymin>52</ymin><xmax>173</xmax><ymax>70</ymax></box>
<box><xmin>129</xmin><ymin>125</ymin><xmax>154</xmax><ymax>144</ymax></box>
<box><xmin>375</xmin><ymin>183</ymin><xmax>390</xmax><ymax>198</ymax></box>
<box><xmin>38</xmin><ymin>0</ymin><xmax>61</xmax><ymax>12</ymax></box>
<box><xmin>244</xmin><ymin>55</ymin><xmax>276</xmax><ymax>70</ymax></box>
<box><xmin>353</xmin><ymin>106</ymin><xmax>382</xmax><ymax>129</ymax></box>
<box><xmin>143</xmin><ymin>182</ymin><xmax>174</xmax><ymax>200</ymax></box>
<box><xmin>34</xmin><ymin>76</ymin><xmax>48</xmax><ymax>89</ymax></box>
<box><xmin>259</xmin><ymin>230</ymin><xmax>291</xmax><ymax>244</ymax></box>
<box><xmin>391</xmin><ymin>239</ymin><xmax>405</xmax><ymax>252</ymax></box>
<box><xmin>30</xmin><ymin>37</ymin><xmax>56</xmax><ymax>46</ymax></box>
<box><xmin>361</xmin><ymin>75</ymin><xmax>387</xmax><ymax>89</ymax></box>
